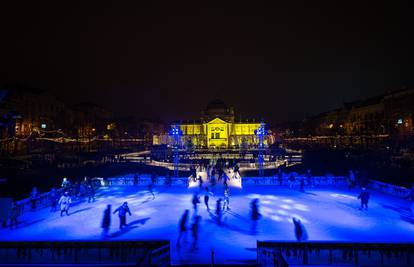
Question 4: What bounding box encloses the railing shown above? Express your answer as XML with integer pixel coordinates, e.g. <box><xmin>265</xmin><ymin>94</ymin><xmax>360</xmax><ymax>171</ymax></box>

<box><xmin>0</xmin><ymin>241</ymin><xmax>170</xmax><ymax>266</ymax></box>
<box><xmin>243</xmin><ymin>176</ymin><xmax>348</xmax><ymax>186</ymax></box>
<box><xmin>257</xmin><ymin>241</ymin><xmax>414</xmax><ymax>266</ymax></box>
<box><xmin>13</xmin><ymin>178</ymin><xmax>104</xmax><ymax>217</ymax></box>
<box><xmin>107</xmin><ymin>175</ymin><xmax>189</xmax><ymax>187</ymax></box>
<box><xmin>369</xmin><ymin>179</ymin><xmax>411</xmax><ymax>198</ymax></box>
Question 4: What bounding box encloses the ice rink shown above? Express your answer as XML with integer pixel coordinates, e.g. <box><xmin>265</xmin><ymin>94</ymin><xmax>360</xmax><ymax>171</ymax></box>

<box><xmin>2</xmin><ymin>184</ymin><xmax>414</xmax><ymax>265</ymax></box>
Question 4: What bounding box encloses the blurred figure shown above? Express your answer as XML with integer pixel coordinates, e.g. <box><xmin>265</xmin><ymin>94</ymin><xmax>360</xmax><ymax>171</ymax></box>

<box><xmin>215</xmin><ymin>198</ymin><xmax>223</xmax><ymax>225</ymax></box>
<box><xmin>30</xmin><ymin>187</ymin><xmax>39</xmax><ymax>210</ymax></box>
<box><xmin>176</xmin><ymin>209</ymin><xmax>189</xmax><ymax>247</ymax></box>
<box><xmin>358</xmin><ymin>187</ymin><xmax>370</xmax><ymax>210</ymax></box>
<box><xmin>49</xmin><ymin>188</ymin><xmax>59</xmax><ymax>212</ymax></box>
<box><xmin>223</xmin><ymin>187</ymin><xmax>230</xmax><ymax>211</ymax></box>
<box><xmin>204</xmin><ymin>187</ymin><xmax>213</xmax><ymax>211</ymax></box>
<box><xmin>191</xmin><ymin>215</ymin><xmax>201</xmax><ymax>250</ymax></box>
<box><xmin>61</xmin><ymin>177</ymin><xmax>71</xmax><ymax>190</ymax></box>
<box><xmin>292</xmin><ymin>217</ymin><xmax>308</xmax><ymax>241</ymax></box>
<box><xmin>250</xmin><ymin>199</ymin><xmax>261</xmax><ymax>234</ymax></box>
<box><xmin>113</xmin><ymin>202</ymin><xmax>131</xmax><ymax>229</ymax></box>
<box><xmin>10</xmin><ymin>201</ymin><xmax>19</xmax><ymax>229</ymax></box>
<box><xmin>58</xmin><ymin>192</ymin><xmax>72</xmax><ymax>216</ymax></box>
<box><xmin>101</xmin><ymin>204</ymin><xmax>111</xmax><ymax>238</ymax></box>
<box><xmin>198</xmin><ymin>175</ymin><xmax>203</xmax><ymax>188</ymax></box>
<box><xmin>192</xmin><ymin>192</ymin><xmax>200</xmax><ymax>212</ymax></box>
<box><xmin>87</xmin><ymin>184</ymin><xmax>95</xmax><ymax>203</ymax></box>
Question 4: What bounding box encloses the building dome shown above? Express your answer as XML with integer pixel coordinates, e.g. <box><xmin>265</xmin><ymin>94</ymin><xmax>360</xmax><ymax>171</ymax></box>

<box><xmin>205</xmin><ymin>99</ymin><xmax>228</xmax><ymax>113</ymax></box>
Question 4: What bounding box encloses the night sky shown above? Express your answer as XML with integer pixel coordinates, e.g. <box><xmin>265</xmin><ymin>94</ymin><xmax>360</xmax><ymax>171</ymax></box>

<box><xmin>1</xmin><ymin>2</ymin><xmax>413</xmax><ymax>124</ymax></box>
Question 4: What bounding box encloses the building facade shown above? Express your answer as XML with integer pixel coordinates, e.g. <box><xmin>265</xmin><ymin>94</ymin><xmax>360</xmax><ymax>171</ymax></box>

<box><xmin>154</xmin><ymin>99</ymin><xmax>274</xmax><ymax>149</ymax></box>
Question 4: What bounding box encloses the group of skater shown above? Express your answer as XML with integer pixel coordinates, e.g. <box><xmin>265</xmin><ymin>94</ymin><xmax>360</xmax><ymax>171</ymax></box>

<box><xmin>100</xmin><ymin>201</ymin><xmax>132</xmax><ymax>238</ymax></box>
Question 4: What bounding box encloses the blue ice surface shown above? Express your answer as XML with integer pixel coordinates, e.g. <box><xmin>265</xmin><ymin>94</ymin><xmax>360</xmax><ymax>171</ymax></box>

<box><xmin>1</xmin><ymin>184</ymin><xmax>414</xmax><ymax>265</ymax></box>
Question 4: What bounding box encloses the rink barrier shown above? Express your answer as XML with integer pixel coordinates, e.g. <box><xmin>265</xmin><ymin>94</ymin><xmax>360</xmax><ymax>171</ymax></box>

<box><xmin>368</xmin><ymin>180</ymin><xmax>411</xmax><ymax>198</ymax></box>
<box><xmin>257</xmin><ymin>241</ymin><xmax>414</xmax><ymax>266</ymax></box>
<box><xmin>0</xmin><ymin>240</ymin><xmax>170</xmax><ymax>266</ymax></box>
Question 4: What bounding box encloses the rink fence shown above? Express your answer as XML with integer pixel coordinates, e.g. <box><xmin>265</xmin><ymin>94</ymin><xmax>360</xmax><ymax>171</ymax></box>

<box><xmin>257</xmin><ymin>241</ymin><xmax>414</xmax><ymax>267</ymax></box>
<box><xmin>6</xmin><ymin>175</ymin><xmax>412</xmax><ymax>221</ymax></box>
<box><xmin>0</xmin><ymin>241</ymin><xmax>170</xmax><ymax>266</ymax></box>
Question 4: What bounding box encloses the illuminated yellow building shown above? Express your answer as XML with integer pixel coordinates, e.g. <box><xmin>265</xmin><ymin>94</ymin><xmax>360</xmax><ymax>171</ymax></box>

<box><xmin>160</xmin><ymin>99</ymin><xmax>273</xmax><ymax>149</ymax></box>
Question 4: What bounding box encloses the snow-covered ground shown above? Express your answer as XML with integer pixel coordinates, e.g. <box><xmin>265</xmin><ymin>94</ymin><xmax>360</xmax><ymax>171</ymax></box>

<box><xmin>2</xmin><ymin>184</ymin><xmax>414</xmax><ymax>265</ymax></box>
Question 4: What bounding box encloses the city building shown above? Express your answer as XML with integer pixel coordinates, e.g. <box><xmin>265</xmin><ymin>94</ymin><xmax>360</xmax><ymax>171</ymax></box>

<box><xmin>154</xmin><ymin>99</ymin><xmax>274</xmax><ymax>149</ymax></box>
<box><xmin>0</xmin><ymin>87</ymin><xmax>65</xmax><ymax>138</ymax></box>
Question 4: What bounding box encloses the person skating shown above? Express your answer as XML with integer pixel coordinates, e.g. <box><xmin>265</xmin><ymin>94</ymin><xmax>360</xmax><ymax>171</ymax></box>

<box><xmin>223</xmin><ymin>187</ymin><xmax>230</xmax><ymax>211</ymax></box>
<box><xmin>250</xmin><ymin>199</ymin><xmax>261</xmax><ymax>234</ymax></box>
<box><xmin>176</xmin><ymin>209</ymin><xmax>189</xmax><ymax>248</ymax></box>
<box><xmin>113</xmin><ymin>202</ymin><xmax>131</xmax><ymax>229</ymax></box>
<box><xmin>87</xmin><ymin>184</ymin><xmax>95</xmax><ymax>203</ymax></box>
<box><xmin>292</xmin><ymin>217</ymin><xmax>308</xmax><ymax>241</ymax></box>
<box><xmin>148</xmin><ymin>182</ymin><xmax>155</xmax><ymax>200</ymax></box>
<box><xmin>191</xmin><ymin>215</ymin><xmax>201</xmax><ymax>250</ymax></box>
<box><xmin>30</xmin><ymin>187</ymin><xmax>39</xmax><ymax>210</ymax></box>
<box><xmin>101</xmin><ymin>204</ymin><xmax>111</xmax><ymax>238</ymax></box>
<box><xmin>192</xmin><ymin>192</ymin><xmax>200</xmax><ymax>212</ymax></box>
<box><xmin>58</xmin><ymin>192</ymin><xmax>72</xmax><ymax>216</ymax></box>
<box><xmin>10</xmin><ymin>201</ymin><xmax>19</xmax><ymax>229</ymax></box>
<box><xmin>358</xmin><ymin>188</ymin><xmax>370</xmax><ymax>210</ymax></box>
<box><xmin>204</xmin><ymin>187</ymin><xmax>213</xmax><ymax>211</ymax></box>
<box><xmin>49</xmin><ymin>188</ymin><xmax>59</xmax><ymax>212</ymax></box>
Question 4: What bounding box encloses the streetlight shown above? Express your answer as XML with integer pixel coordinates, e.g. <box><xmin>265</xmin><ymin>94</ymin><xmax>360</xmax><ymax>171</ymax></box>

<box><xmin>169</xmin><ymin>126</ymin><xmax>182</xmax><ymax>177</ymax></box>
<box><xmin>254</xmin><ymin>123</ymin><xmax>266</xmax><ymax>177</ymax></box>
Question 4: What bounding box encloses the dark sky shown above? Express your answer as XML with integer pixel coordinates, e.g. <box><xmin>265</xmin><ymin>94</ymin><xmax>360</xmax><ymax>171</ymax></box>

<box><xmin>1</xmin><ymin>2</ymin><xmax>413</xmax><ymax>124</ymax></box>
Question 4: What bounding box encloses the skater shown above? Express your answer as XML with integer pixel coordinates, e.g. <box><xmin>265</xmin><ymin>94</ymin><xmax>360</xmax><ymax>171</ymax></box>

<box><xmin>192</xmin><ymin>192</ymin><xmax>201</xmax><ymax>212</ymax></box>
<box><xmin>191</xmin><ymin>215</ymin><xmax>201</xmax><ymax>250</ymax></box>
<box><xmin>233</xmin><ymin>163</ymin><xmax>239</xmax><ymax>179</ymax></box>
<box><xmin>113</xmin><ymin>202</ymin><xmax>131</xmax><ymax>229</ymax></box>
<box><xmin>204</xmin><ymin>187</ymin><xmax>213</xmax><ymax>211</ymax></box>
<box><xmin>215</xmin><ymin>198</ymin><xmax>223</xmax><ymax>225</ymax></box>
<box><xmin>58</xmin><ymin>192</ymin><xmax>72</xmax><ymax>216</ymax></box>
<box><xmin>61</xmin><ymin>177</ymin><xmax>71</xmax><ymax>190</ymax></box>
<box><xmin>49</xmin><ymin>188</ymin><xmax>59</xmax><ymax>212</ymax></box>
<box><xmin>151</xmin><ymin>173</ymin><xmax>157</xmax><ymax>186</ymax></box>
<box><xmin>148</xmin><ymin>182</ymin><xmax>155</xmax><ymax>200</ymax></box>
<box><xmin>30</xmin><ymin>187</ymin><xmax>39</xmax><ymax>210</ymax></box>
<box><xmin>358</xmin><ymin>187</ymin><xmax>370</xmax><ymax>210</ymax></box>
<box><xmin>223</xmin><ymin>187</ymin><xmax>230</xmax><ymax>211</ymax></box>
<box><xmin>198</xmin><ymin>175</ymin><xmax>203</xmax><ymax>188</ymax></box>
<box><xmin>101</xmin><ymin>204</ymin><xmax>111</xmax><ymax>238</ymax></box>
<box><xmin>176</xmin><ymin>209</ymin><xmax>189</xmax><ymax>247</ymax></box>
<box><xmin>10</xmin><ymin>201</ymin><xmax>19</xmax><ymax>229</ymax></box>
<box><xmin>250</xmin><ymin>199</ymin><xmax>261</xmax><ymax>234</ymax></box>
<box><xmin>292</xmin><ymin>217</ymin><xmax>308</xmax><ymax>241</ymax></box>
<box><xmin>87</xmin><ymin>184</ymin><xmax>95</xmax><ymax>203</ymax></box>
